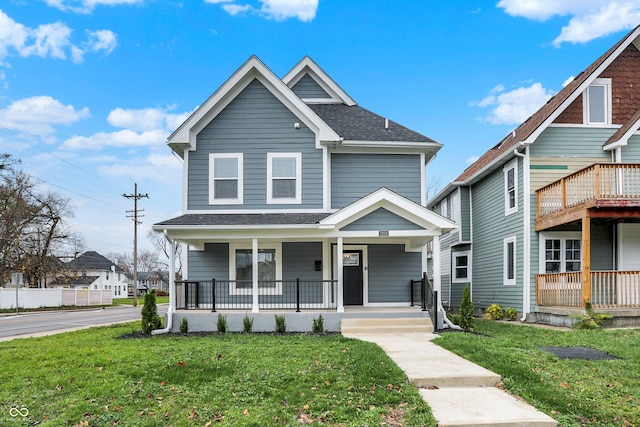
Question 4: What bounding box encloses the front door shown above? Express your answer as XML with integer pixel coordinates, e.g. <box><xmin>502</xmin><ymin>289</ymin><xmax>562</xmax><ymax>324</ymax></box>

<box><xmin>343</xmin><ymin>250</ymin><xmax>363</xmax><ymax>305</ymax></box>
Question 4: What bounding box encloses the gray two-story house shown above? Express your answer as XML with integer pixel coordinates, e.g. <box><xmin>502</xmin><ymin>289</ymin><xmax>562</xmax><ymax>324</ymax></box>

<box><xmin>153</xmin><ymin>56</ymin><xmax>455</xmax><ymax>331</ymax></box>
<box><xmin>430</xmin><ymin>26</ymin><xmax>640</xmax><ymax>325</ymax></box>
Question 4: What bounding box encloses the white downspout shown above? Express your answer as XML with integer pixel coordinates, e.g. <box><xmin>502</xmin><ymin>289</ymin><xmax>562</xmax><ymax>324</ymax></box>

<box><xmin>152</xmin><ymin>232</ymin><xmax>176</xmax><ymax>335</ymax></box>
<box><xmin>513</xmin><ymin>146</ymin><xmax>531</xmax><ymax>322</ymax></box>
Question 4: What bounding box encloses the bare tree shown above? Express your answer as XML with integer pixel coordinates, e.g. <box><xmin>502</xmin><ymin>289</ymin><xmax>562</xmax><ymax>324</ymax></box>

<box><xmin>147</xmin><ymin>229</ymin><xmax>183</xmax><ymax>278</ymax></box>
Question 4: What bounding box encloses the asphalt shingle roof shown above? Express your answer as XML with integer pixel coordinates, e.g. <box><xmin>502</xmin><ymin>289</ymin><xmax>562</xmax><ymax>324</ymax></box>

<box><xmin>309</xmin><ymin>103</ymin><xmax>438</xmax><ymax>143</ymax></box>
<box><xmin>155</xmin><ymin>213</ymin><xmax>332</xmax><ymax>227</ymax></box>
<box><xmin>66</xmin><ymin>251</ymin><xmax>125</xmax><ymax>272</ymax></box>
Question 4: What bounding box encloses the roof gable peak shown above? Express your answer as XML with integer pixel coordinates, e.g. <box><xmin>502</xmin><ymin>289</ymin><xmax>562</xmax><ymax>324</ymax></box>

<box><xmin>283</xmin><ymin>56</ymin><xmax>356</xmax><ymax>106</ymax></box>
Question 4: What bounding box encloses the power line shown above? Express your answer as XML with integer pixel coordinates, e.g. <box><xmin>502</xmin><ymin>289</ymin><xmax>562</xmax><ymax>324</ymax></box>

<box><xmin>123</xmin><ymin>183</ymin><xmax>149</xmax><ymax>307</ymax></box>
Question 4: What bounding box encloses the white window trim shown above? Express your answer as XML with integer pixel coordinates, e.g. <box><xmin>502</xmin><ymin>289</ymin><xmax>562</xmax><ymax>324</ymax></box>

<box><xmin>452</xmin><ymin>250</ymin><xmax>471</xmax><ymax>283</ymax></box>
<box><xmin>209</xmin><ymin>153</ymin><xmax>243</xmax><ymax>205</ymax></box>
<box><xmin>583</xmin><ymin>78</ymin><xmax>612</xmax><ymax>125</ymax></box>
<box><xmin>451</xmin><ymin>189</ymin><xmax>460</xmax><ymax>224</ymax></box>
<box><xmin>538</xmin><ymin>232</ymin><xmax>582</xmax><ymax>274</ymax></box>
<box><xmin>229</xmin><ymin>242</ymin><xmax>282</xmax><ymax>295</ymax></box>
<box><xmin>503</xmin><ymin>236</ymin><xmax>516</xmax><ymax>286</ymax></box>
<box><xmin>503</xmin><ymin>159</ymin><xmax>518</xmax><ymax>216</ymax></box>
<box><xmin>441</xmin><ymin>197</ymin><xmax>448</xmax><ymax>218</ymax></box>
<box><xmin>267</xmin><ymin>152</ymin><xmax>302</xmax><ymax>204</ymax></box>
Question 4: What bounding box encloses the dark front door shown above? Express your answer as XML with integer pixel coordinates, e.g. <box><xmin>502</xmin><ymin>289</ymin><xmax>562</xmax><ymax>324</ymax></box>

<box><xmin>343</xmin><ymin>250</ymin><xmax>363</xmax><ymax>305</ymax></box>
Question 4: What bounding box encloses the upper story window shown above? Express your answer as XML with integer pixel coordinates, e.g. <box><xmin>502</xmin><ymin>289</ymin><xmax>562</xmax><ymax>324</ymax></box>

<box><xmin>441</xmin><ymin>198</ymin><xmax>448</xmax><ymax>218</ymax></box>
<box><xmin>584</xmin><ymin>78</ymin><xmax>611</xmax><ymax>125</ymax></box>
<box><xmin>209</xmin><ymin>153</ymin><xmax>243</xmax><ymax>205</ymax></box>
<box><xmin>503</xmin><ymin>159</ymin><xmax>518</xmax><ymax>216</ymax></box>
<box><xmin>451</xmin><ymin>190</ymin><xmax>460</xmax><ymax>224</ymax></box>
<box><xmin>267</xmin><ymin>153</ymin><xmax>301</xmax><ymax>204</ymax></box>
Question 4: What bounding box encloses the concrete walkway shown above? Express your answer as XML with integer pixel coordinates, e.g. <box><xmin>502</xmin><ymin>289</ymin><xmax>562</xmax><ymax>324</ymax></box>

<box><xmin>342</xmin><ymin>318</ymin><xmax>558</xmax><ymax>427</ymax></box>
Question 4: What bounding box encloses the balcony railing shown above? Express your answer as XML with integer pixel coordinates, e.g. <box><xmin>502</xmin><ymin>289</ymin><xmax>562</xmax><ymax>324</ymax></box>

<box><xmin>176</xmin><ymin>279</ymin><xmax>338</xmax><ymax>311</ymax></box>
<box><xmin>536</xmin><ymin>271</ymin><xmax>640</xmax><ymax>309</ymax></box>
<box><xmin>537</xmin><ymin>163</ymin><xmax>640</xmax><ymax>217</ymax></box>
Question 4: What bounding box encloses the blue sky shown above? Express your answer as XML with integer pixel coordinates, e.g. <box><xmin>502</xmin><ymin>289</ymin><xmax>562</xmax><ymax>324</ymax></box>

<box><xmin>1</xmin><ymin>0</ymin><xmax>639</xmax><ymax>256</ymax></box>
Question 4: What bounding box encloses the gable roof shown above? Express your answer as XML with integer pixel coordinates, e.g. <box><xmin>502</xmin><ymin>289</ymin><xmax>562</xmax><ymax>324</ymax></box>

<box><xmin>283</xmin><ymin>56</ymin><xmax>356</xmax><ymax>105</ymax></box>
<box><xmin>604</xmin><ymin>107</ymin><xmax>640</xmax><ymax>149</ymax></box>
<box><xmin>67</xmin><ymin>251</ymin><xmax>124</xmax><ymax>272</ymax></box>
<box><xmin>453</xmin><ymin>25</ymin><xmax>640</xmax><ymax>186</ymax></box>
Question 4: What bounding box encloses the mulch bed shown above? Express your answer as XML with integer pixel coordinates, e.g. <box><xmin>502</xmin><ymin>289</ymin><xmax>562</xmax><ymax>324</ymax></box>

<box><xmin>539</xmin><ymin>346</ymin><xmax>621</xmax><ymax>360</ymax></box>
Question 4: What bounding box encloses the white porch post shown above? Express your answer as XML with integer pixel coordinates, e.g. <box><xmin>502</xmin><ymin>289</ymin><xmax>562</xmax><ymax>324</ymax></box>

<box><xmin>169</xmin><ymin>239</ymin><xmax>176</xmax><ymax>314</ymax></box>
<box><xmin>337</xmin><ymin>237</ymin><xmax>344</xmax><ymax>313</ymax></box>
<box><xmin>432</xmin><ymin>235</ymin><xmax>441</xmax><ymax>308</ymax></box>
<box><xmin>252</xmin><ymin>238</ymin><xmax>259</xmax><ymax>313</ymax></box>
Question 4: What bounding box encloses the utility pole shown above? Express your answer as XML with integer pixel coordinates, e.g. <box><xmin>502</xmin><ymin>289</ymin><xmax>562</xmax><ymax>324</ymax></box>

<box><xmin>122</xmin><ymin>183</ymin><xmax>149</xmax><ymax>307</ymax></box>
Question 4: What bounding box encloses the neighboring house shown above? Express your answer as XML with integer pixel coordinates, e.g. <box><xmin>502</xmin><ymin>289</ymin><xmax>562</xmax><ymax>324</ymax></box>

<box><xmin>136</xmin><ymin>271</ymin><xmax>169</xmax><ymax>292</ymax></box>
<box><xmin>51</xmin><ymin>251</ymin><xmax>129</xmax><ymax>299</ymax></box>
<box><xmin>153</xmin><ymin>55</ymin><xmax>455</xmax><ymax>319</ymax></box>
<box><xmin>429</xmin><ymin>26</ymin><xmax>640</xmax><ymax>324</ymax></box>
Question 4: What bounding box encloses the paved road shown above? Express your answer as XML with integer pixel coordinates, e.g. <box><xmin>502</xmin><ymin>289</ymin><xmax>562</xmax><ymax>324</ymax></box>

<box><xmin>0</xmin><ymin>305</ymin><xmax>168</xmax><ymax>341</ymax></box>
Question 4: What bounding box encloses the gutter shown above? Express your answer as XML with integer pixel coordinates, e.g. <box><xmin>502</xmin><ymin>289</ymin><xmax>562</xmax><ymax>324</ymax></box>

<box><xmin>152</xmin><ymin>231</ymin><xmax>176</xmax><ymax>335</ymax></box>
<box><xmin>513</xmin><ymin>144</ymin><xmax>531</xmax><ymax>322</ymax></box>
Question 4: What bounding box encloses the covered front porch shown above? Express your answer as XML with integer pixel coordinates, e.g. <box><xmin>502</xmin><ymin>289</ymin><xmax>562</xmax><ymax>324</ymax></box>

<box><xmin>535</xmin><ymin>163</ymin><xmax>640</xmax><ymax>311</ymax></box>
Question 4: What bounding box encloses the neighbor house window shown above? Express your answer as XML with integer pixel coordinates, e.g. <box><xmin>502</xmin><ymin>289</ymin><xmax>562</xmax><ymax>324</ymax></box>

<box><xmin>209</xmin><ymin>153</ymin><xmax>243</xmax><ymax>204</ymax></box>
<box><xmin>267</xmin><ymin>153</ymin><xmax>301</xmax><ymax>204</ymax></box>
<box><xmin>540</xmin><ymin>233</ymin><xmax>581</xmax><ymax>273</ymax></box>
<box><xmin>584</xmin><ymin>78</ymin><xmax>611</xmax><ymax>125</ymax></box>
<box><xmin>504</xmin><ymin>160</ymin><xmax>518</xmax><ymax>215</ymax></box>
<box><xmin>504</xmin><ymin>236</ymin><xmax>516</xmax><ymax>286</ymax></box>
<box><xmin>452</xmin><ymin>251</ymin><xmax>470</xmax><ymax>282</ymax></box>
<box><xmin>230</xmin><ymin>243</ymin><xmax>282</xmax><ymax>295</ymax></box>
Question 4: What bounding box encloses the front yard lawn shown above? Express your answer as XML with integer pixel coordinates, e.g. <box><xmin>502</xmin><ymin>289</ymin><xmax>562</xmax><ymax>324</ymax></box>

<box><xmin>0</xmin><ymin>323</ymin><xmax>435</xmax><ymax>426</ymax></box>
<box><xmin>433</xmin><ymin>320</ymin><xmax>640</xmax><ymax>426</ymax></box>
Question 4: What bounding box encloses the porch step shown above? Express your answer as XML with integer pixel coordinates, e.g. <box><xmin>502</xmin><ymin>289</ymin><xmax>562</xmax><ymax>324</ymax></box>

<box><xmin>340</xmin><ymin>317</ymin><xmax>433</xmax><ymax>335</ymax></box>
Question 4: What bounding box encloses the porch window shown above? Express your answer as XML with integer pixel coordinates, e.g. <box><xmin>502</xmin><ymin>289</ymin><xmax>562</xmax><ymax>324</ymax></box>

<box><xmin>209</xmin><ymin>153</ymin><xmax>243</xmax><ymax>204</ymax></box>
<box><xmin>584</xmin><ymin>78</ymin><xmax>611</xmax><ymax>125</ymax></box>
<box><xmin>542</xmin><ymin>235</ymin><xmax>581</xmax><ymax>273</ymax></box>
<box><xmin>452</xmin><ymin>251</ymin><xmax>470</xmax><ymax>282</ymax></box>
<box><xmin>230</xmin><ymin>243</ymin><xmax>282</xmax><ymax>295</ymax></box>
<box><xmin>503</xmin><ymin>160</ymin><xmax>518</xmax><ymax>215</ymax></box>
<box><xmin>504</xmin><ymin>236</ymin><xmax>516</xmax><ymax>286</ymax></box>
<box><xmin>267</xmin><ymin>153</ymin><xmax>301</xmax><ymax>204</ymax></box>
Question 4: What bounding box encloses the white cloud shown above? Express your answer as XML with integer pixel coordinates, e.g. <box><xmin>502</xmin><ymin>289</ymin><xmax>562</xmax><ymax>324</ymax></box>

<box><xmin>61</xmin><ymin>129</ymin><xmax>169</xmax><ymax>150</ymax></box>
<box><xmin>0</xmin><ymin>10</ymin><xmax>117</xmax><ymax>64</ymax></box>
<box><xmin>0</xmin><ymin>96</ymin><xmax>90</xmax><ymax>142</ymax></box>
<box><xmin>472</xmin><ymin>82</ymin><xmax>555</xmax><ymax>126</ymax></box>
<box><xmin>107</xmin><ymin>106</ymin><xmax>194</xmax><ymax>133</ymax></box>
<box><xmin>466</xmin><ymin>156</ymin><xmax>479</xmax><ymax>164</ymax></box>
<box><xmin>97</xmin><ymin>152</ymin><xmax>182</xmax><ymax>183</ymax></box>
<box><xmin>497</xmin><ymin>0</ymin><xmax>640</xmax><ymax>46</ymax></box>
<box><xmin>207</xmin><ymin>0</ymin><xmax>319</xmax><ymax>22</ymax></box>
<box><xmin>45</xmin><ymin>0</ymin><xmax>144</xmax><ymax>14</ymax></box>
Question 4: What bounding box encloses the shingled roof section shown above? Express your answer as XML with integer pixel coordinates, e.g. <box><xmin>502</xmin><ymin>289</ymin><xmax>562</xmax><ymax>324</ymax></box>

<box><xmin>604</xmin><ymin>107</ymin><xmax>640</xmax><ymax>148</ymax></box>
<box><xmin>454</xmin><ymin>25</ymin><xmax>640</xmax><ymax>184</ymax></box>
<box><xmin>309</xmin><ymin>103</ymin><xmax>438</xmax><ymax>144</ymax></box>
<box><xmin>155</xmin><ymin>213</ymin><xmax>332</xmax><ymax>227</ymax></box>
<box><xmin>67</xmin><ymin>251</ymin><xmax>125</xmax><ymax>272</ymax></box>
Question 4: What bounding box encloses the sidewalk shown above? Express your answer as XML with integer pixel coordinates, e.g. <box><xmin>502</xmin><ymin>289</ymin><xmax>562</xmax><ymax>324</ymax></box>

<box><xmin>342</xmin><ymin>319</ymin><xmax>558</xmax><ymax>427</ymax></box>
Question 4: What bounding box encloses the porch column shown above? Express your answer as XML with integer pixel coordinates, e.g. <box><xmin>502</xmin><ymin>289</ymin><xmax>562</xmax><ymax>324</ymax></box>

<box><xmin>252</xmin><ymin>238</ymin><xmax>259</xmax><ymax>313</ymax></box>
<box><xmin>581</xmin><ymin>213</ymin><xmax>592</xmax><ymax>306</ymax></box>
<box><xmin>337</xmin><ymin>237</ymin><xmax>344</xmax><ymax>313</ymax></box>
<box><xmin>169</xmin><ymin>238</ymin><xmax>176</xmax><ymax>314</ymax></box>
<box><xmin>432</xmin><ymin>235</ymin><xmax>442</xmax><ymax>307</ymax></box>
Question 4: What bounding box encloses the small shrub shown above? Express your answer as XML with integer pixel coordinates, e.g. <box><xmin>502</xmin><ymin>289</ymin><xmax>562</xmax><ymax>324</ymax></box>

<box><xmin>505</xmin><ymin>307</ymin><xmax>518</xmax><ymax>321</ymax></box>
<box><xmin>141</xmin><ymin>290</ymin><xmax>162</xmax><ymax>335</ymax></box>
<box><xmin>484</xmin><ymin>304</ymin><xmax>504</xmax><ymax>320</ymax></box>
<box><xmin>242</xmin><ymin>313</ymin><xmax>254</xmax><ymax>333</ymax></box>
<box><xmin>458</xmin><ymin>285</ymin><xmax>474</xmax><ymax>332</ymax></box>
<box><xmin>312</xmin><ymin>314</ymin><xmax>324</xmax><ymax>334</ymax></box>
<box><xmin>180</xmin><ymin>317</ymin><xmax>189</xmax><ymax>333</ymax></box>
<box><xmin>572</xmin><ymin>302</ymin><xmax>613</xmax><ymax>330</ymax></box>
<box><xmin>446</xmin><ymin>311</ymin><xmax>460</xmax><ymax>325</ymax></box>
<box><xmin>217</xmin><ymin>313</ymin><xmax>228</xmax><ymax>333</ymax></box>
<box><xmin>274</xmin><ymin>314</ymin><xmax>286</xmax><ymax>333</ymax></box>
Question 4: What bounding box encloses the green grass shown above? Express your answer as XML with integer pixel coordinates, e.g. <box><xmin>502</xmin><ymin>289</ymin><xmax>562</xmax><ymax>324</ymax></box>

<box><xmin>113</xmin><ymin>296</ymin><xmax>169</xmax><ymax>306</ymax></box>
<box><xmin>0</xmin><ymin>324</ymin><xmax>435</xmax><ymax>426</ymax></box>
<box><xmin>433</xmin><ymin>321</ymin><xmax>640</xmax><ymax>427</ymax></box>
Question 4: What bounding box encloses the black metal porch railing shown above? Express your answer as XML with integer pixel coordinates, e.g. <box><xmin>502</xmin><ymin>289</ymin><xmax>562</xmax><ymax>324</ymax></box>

<box><xmin>176</xmin><ymin>279</ymin><xmax>338</xmax><ymax>311</ymax></box>
<box><xmin>410</xmin><ymin>272</ymin><xmax>438</xmax><ymax>330</ymax></box>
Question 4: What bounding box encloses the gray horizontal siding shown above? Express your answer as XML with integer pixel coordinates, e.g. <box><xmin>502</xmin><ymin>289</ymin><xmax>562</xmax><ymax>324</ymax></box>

<box><xmin>282</xmin><ymin>242</ymin><xmax>323</xmax><ymax>281</ymax></box>
<box><xmin>530</xmin><ymin>127</ymin><xmax>613</xmax><ymax>158</ymax></box>
<box><xmin>368</xmin><ymin>244</ymin><xmax>421</xmax><ymax>303</ymax></box>
<box><xmin>188</xmin><ymin>79</ymin><xmax>323</xmax><ymax>210</ymax></box>
<box><xmin>291</xmin><ymin>74</ymin><xmax>331</xmax><ymax>99</ymax></box>
<box><xmin>622</xmin><ymin>135</ymin><xmax>640</xmax><ymax>162</ymax></box>
<box><xmin>460</xmin><ymin>187</ymin><xmax>471</xmax><ymax>241</ymax></box>
<box><xmin>340</xmin><ymin>208</ymin><xmax>423</xmax><ymax>231</ymax></box>
<box><xmin>331</xmin><ymin>153</ymin><xmax>422</xmax><ymax>209</ymax></box>
<box><xmin>188</xmin><ymin>243</ymin><xmax>229</xmax><ymax>281</ymax></box>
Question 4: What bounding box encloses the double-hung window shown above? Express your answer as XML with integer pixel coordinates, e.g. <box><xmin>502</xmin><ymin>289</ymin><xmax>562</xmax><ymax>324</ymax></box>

<box><xmin>230</xmin><ymin>243</ymin><xmax>282</xmax><ymax>295</ymax></box>
<box><xmin>584</xmin><ymin>78</ymin><xmax>611</xmax><ymax>125</ymax></box>
<box><xmin>504</xmin><ymin>236</ymin><xmax>516</xmax><ymax>286</ymax></box>
<box><xmin>209</xmin><ymin>153</ymin><xmax>243</xmax><ymax>204</ymax></box>
<box><xmin>452</xmin><ymin>251</ymin><xmax>470</xmax><ymax>282</ymax></box>
<box><xmin>504</xmin><ymin>160</ymin><xmax>518</xmax><ymax>215</ymax></box>
<box><xmin>267</xmin><ymin>153</ymin><xmax>301</xmax><ymax>204</ymax></box>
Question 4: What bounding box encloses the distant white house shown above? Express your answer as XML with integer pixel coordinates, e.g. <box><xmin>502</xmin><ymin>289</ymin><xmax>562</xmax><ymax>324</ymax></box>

<box><xmin>50</xmin><ymin>251</ymin><xmax>129</xmax><ymax>299</ymax></box>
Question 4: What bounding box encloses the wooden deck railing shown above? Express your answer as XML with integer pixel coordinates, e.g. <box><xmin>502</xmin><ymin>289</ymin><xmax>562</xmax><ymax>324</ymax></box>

<box><xmin>536</xmin><ymin>271</ymin><xmax>640</xmax><ymax>309</ymax></box>
<box><xmin>537</xmin><ymin>163</ymin><xmax>640</xmax><ymax>217</ymax></box>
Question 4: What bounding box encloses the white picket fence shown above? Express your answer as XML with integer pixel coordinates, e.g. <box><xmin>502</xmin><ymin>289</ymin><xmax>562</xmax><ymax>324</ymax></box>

<box><xmin>0</xmin><ymin>288</ymin><xmax>112</xmax><ymax>309</ymax></box>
